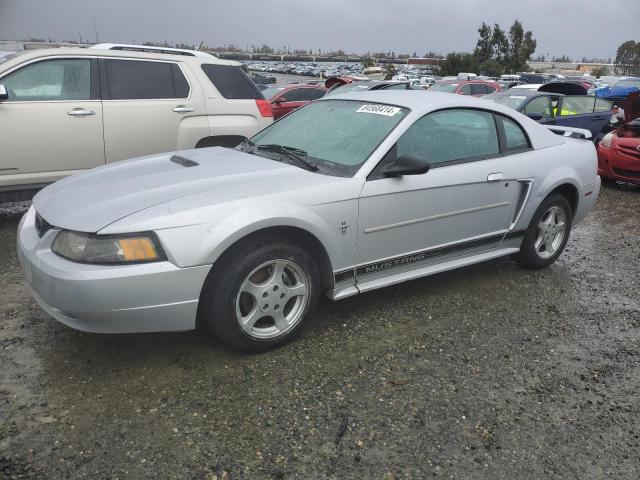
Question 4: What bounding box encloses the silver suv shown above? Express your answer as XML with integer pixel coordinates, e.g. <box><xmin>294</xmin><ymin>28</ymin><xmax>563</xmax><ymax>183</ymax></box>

<box><xmin>0</xmin><ymin>44</ymin><xmax>274</xmax><ymax>200</ymax></box>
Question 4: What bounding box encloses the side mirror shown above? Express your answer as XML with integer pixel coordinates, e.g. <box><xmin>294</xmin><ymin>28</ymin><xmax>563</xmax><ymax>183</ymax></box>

<box><xmin>0</xmin><ymin>84</ymin><xmax>8</xmax><ymax>101</ymax></box>
<box><xmin>527</xmin><ymin>112</ymin><xmax>543</xmax><ymax>121</ymax></box>
<box><xmin>273</xmin><ymin>97</ymin><xmax>287</xmax><ymax>104</ymax></box>
<box><xmin>382</xmin><ymin>154</ymin><xmax>431</xmax><ymax>177</ymax></box>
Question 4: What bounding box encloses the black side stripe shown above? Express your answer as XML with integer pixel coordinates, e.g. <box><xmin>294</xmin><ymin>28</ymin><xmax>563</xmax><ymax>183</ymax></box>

<box><xmin>333</xmin><ymin>230</ymin><xmax>526</xmax><ymax>283</ymax></box>
<box><xmin>504</xmin><ymin>229</ymin><xmax>526</xmax><ymax>241</ymax></box>
<box><xmin>334</xmin><ymin>269</ymin><xmax>355</xmax><ymax>284</ymax></box>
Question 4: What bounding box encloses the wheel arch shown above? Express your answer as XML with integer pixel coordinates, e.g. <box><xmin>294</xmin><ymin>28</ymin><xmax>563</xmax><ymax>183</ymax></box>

<box><xmin>548</xmin><ymin>182</ymin><xmax>579</xmax><ymax>214</ymax></box>
<box><xmin>196</xmin><ymin>225</ymin><xmax>335</xmax><ymax>326</ymax></box>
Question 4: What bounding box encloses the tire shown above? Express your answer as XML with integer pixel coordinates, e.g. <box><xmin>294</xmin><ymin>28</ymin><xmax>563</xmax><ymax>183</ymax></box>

<box><xmin>516</xmin><ymin>193</ymin><xmax>573</xmax><ymax>269</ymax></box>
<box><xmin>201</xmin><ymin>236</ymin><xmax>320</xmax><ymax>352</ymax></box>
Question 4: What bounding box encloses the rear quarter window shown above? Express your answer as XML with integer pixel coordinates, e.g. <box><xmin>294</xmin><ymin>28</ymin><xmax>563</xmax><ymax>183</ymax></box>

<box><xmin>201</xmin><ymin>64</ymin><xmax>263</xmax><ymax>100</ymax></box>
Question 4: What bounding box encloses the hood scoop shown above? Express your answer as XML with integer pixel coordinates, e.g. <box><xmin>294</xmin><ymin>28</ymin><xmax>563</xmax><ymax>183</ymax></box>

<box><xmin>170</xmin><ymin>155</ymin><xmax>199</xmax><ymax>167</ymax></box>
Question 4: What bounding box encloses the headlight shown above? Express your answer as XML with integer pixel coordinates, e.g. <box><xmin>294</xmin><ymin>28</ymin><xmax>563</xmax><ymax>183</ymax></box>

<box><xmin>600</xmin><ymin>132</ymin><xmax>614</xmax><ymax>148</ymax></box>
<box><xmin>51</xmin><ymin>231</ymin><xmax>165</xmax><ymax>264</ymax></box>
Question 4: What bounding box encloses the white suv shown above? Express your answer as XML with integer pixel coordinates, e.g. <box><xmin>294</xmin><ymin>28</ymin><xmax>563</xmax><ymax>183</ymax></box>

<box><xmin>0</xmin><ymin>44</ymin><xmax>274</xmax><ymax>201</ymax></box>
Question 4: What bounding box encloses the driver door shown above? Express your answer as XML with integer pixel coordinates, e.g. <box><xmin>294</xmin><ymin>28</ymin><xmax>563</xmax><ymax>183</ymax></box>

<box><xmin>356</xmin><ymin>108</ymin><xmax>519</xmax><ymax>283</ymax></box>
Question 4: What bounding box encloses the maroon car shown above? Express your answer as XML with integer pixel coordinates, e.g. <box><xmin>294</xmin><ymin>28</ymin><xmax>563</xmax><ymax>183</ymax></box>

<box><xmin>429</xmin><ymin>80</ymin><xmax>501</xmax><ymax>97</ymax></box>
<box><xmin>262</xmin><ymin>84</ymin><xmax>327</xmax><ymax>120</ymax></box>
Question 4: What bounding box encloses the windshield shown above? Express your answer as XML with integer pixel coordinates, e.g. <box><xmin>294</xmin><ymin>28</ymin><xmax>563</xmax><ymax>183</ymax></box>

<box><xmin>483</xmin><ymin>94</ymin><xmax>527</xmax><ymax>109</ymax></box>
<box><xmin>249</xmin><ymin>99</ymin><xmax>409</xmax><ymax>177</ymax></box>
<box><xmin>261</xmin><ymin>86</ymin><xmax>285</xmax><ymax>99</ymax></box>
<box><xmin>326</xmin><ymin>82</ymin><xmax>372</xmax><ymax>96</ymax></box>
<box><xmin>429</xmin><ymin>83</ymin><xmax>459</xmax><ymax>93</ymax></box>
<box><xmin>615</xmin><ymin>78</ymin><xmax>640</xmax><ymax>89</ymax></box>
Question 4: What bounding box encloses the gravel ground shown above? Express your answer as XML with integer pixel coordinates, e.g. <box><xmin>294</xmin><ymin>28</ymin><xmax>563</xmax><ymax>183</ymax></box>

<box><xmin>1</xmin><ymin>182</ymin><xmax>639</xmax><ymax>479</ymax></box>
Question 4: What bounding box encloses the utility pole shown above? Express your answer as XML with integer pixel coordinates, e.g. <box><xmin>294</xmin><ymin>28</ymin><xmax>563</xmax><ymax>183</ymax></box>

<box><xmin>93</xmin><ymin>15</ymin><xmax>99</xmax><ymax>43</ymax></box>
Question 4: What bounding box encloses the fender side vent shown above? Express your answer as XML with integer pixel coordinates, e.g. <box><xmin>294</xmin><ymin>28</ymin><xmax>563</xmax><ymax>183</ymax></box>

<box><xmin>170</xmin><ymin>155</ymin><xmax>199</xmax><ymax>167</ymax></box>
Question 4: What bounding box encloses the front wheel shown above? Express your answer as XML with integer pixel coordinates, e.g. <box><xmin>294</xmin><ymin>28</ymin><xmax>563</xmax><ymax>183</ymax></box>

<box><xmin>516</xmin><ymin>194</ymin><xmax>573</xmax><ymax>269</ymax></box>
<box><xmin>201</xmin><ymin>239</ymin><xmax>320</xmax><ymax>352</ymax></box>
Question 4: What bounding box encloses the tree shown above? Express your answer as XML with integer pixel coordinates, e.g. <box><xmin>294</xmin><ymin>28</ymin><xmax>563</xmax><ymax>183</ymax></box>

<box><xmin>474</xmin><ymin>22</ymin><xmax>493</xmax><ymax>63</ymax></box>
<box><xmin>552</xmin><ymin>54</ymin><xmax>572</xmax><ymax>63</ymax></box>
<box><xmin>590</xmin><ymin>66</ymin><xmax>609</xmax><ymax>78</ymax></box>
<box><xmin>491</xmin><ymin>24</ymin><xmax>509</xmax><ymax>65</ymax></box>
<box><xmin>439</xmin><ymin>52</ymin><xmax>479</xmax><ymax>76</ymax></box>
<box><xmin>479</xmin><ymin>59</ymin><xmax>503</xmax><ymax>77</ymax></box>
<box><xmin>506</xmin><ymin>20</ymin><xmax>536</xmax><ymax>72</ymax></box>
<box><xmin>470</xmin><ymin>20</ymin><xmax>536</xmax><ymax>74</ymax></box>
<box><xmin>614</xmin><ymin>40</ymin><xmax>640</xmax><ymax>76</ymax></box>
<box><xmin>384</xmin><ymin>64</ymin><xmax>397</xmax><ymax>80</ymax></box>
<box><xmin>362</xmin><ymin>57</ymin><xmax>376</xmax><ymax>68</ymax></box>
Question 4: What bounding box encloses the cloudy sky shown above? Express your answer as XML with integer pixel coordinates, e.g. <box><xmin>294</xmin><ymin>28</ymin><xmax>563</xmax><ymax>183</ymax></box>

<box><xmin>0</xmin><ymin>0</ymin><xmax>637</xmax><ymax>59</ymax></box>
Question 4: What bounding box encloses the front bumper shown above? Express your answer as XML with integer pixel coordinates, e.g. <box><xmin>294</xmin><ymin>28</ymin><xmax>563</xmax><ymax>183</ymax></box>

<box><xmin>17</xmin><ymin>207</ymin><xmax>211</xmax><ymax>333</ymax></box>
<box><xmin>597</xmin><ymin>144</ymin><xmax>640</xmax><ymax>184</ymax></box>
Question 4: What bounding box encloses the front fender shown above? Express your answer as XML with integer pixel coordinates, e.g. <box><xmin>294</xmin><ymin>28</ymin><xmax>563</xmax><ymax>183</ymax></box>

<box><xmin>155</xmin><ymin>201</ymin><xmax>341</xmax><ymax>269</ymax></box>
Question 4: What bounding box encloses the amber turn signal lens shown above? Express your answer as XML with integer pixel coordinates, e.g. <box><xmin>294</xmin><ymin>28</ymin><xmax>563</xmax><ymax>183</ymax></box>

<box><xmin>118</xmin><ymin>238</ymin><xmax>159</xmax><ymax>261</ymax></box>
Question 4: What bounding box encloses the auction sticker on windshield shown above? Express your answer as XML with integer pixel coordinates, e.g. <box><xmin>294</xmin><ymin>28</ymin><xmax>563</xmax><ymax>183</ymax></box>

<box><xmin>356</xmin><ymin>104</ymin><xmax>401</xmax><ymax>116</ymax></box>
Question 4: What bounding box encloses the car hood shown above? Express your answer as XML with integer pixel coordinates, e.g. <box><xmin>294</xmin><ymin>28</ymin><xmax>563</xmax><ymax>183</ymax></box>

<box><xmin>33</xmin><ymin>148</ymin><xmax>326</xmax><ymax>233</ymax></box>
<box><xmin>624</xmin><ymin>91</ymin><xmax>640</xmax><ymax>123</ymax></box>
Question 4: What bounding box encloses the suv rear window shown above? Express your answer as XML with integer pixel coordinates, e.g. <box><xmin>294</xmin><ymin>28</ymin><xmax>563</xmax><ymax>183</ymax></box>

<box><xmin>101</xmin><ymin>59</ymin><xmax>189</xmax><ymax>100</ymax></box>
<box><xmin>201</xmin><ymin>64</ymin><xmax>263</xmax><ymax>100</ymax></box>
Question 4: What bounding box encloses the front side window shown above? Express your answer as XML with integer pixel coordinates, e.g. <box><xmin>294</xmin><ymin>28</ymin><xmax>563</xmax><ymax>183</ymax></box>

<box><xmin>470</xmin><ymin>84</ymin><xmax>487</xmax><ymax>95</ymax></box>
<box><xmin>396</xmin><ymin>109</ymin><xmax>499</xmax><ymax>166</ymax></box>
<box><xmin>279</xmin><ymin>88</ymin><xmax>311</xmax><ymax>102</ymax></box>
<box><xmin>250</xmin><ymin>100</ymin><xmax>408</xmax><ymax>177</ymax></box>
<box><xmin>2</xmin><ymin>58</ymin><xmax>90</xmax><ymax>101</ymax></box>
<box><xmin>307</xmin><ymin>88</ymin><xmax>326</xmax><ymax>100</ymax></box>
<box><xmin>460</xmin><ymin>84</ymin><xmax>473</xmax><ymax>95</ymax></box>
<box><xmin>558</xmin><ymin>96</ymin><xmax>596</xmax><ymax>116</ymax></box>
<box><xmin>429</xmin><ymin>83</ymin><xmax>459</xmax><ymax>93</ymax></box>
<box><xmin>102</xmin><ymin>59</ymin><xmax>189</xmax><ymax>100</ymax></box>
<box><xmin>523</xmin><ymin>96</ymin><xmax>552</xmax><ymax>116</ymax></box>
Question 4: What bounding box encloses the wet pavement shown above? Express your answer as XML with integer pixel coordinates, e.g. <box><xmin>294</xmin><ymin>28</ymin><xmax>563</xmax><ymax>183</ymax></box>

<box><xmin>1</xmin><ymin>183</ymin><xmax>639</xmax><ymax>479</ymax></box>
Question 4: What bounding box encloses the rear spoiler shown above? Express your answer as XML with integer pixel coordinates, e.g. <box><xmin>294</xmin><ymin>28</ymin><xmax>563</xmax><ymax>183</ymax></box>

<box><xmin>546</xmin><ymin>125</ymin><xmax>592</xmax><ymax>140</ymax></box>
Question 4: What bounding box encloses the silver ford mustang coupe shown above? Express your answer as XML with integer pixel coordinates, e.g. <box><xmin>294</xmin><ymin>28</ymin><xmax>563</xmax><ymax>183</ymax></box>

<box><xmin>17</xmin><ymin>91</ymin><xmax>600</xmax><ymax>351</ymax></box>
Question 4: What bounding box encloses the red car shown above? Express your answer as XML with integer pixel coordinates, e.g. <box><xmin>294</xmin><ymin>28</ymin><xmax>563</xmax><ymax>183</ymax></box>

<box><xmin>597</xmin><ymin>92</ymin><xmax>640</xmax><ymax>184</ymax></box>
<box><xmin>261</xmin><ymin>84</ymin><xmax>327</xmax><ymax>120</ymax></box>
<box><xmin>429</xmin><ymin>80</ymin><xmax>501</xmax><ymax>97</ymax></box>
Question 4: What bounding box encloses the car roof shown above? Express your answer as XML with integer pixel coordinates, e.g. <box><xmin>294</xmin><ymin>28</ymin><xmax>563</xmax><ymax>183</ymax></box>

<box><xmin>0</xmin><ymin>46</ymin><xmax>241</xmax><ymax>71</ymax></box>
<box><xmin>487</xmin><ymin>90</ymin><xmax>554</xmax><ymax>99</ymax></box>
<box><xmin>324</xmin><ymin>90</ymin><xmax>505</xmax><ymax>113</ymax></box>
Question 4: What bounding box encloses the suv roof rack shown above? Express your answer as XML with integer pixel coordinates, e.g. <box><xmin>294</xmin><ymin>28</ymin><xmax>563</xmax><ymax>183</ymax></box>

<box><xmin>90</xmin><ymin>43</ymin><xmax>216</xmax><ymax>58</ymax></box>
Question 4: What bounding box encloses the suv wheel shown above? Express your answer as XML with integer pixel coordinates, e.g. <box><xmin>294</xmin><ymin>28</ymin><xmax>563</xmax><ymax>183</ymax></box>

<box><xmin>201</xmin><ymin>239</ymin><xmax>319</xmax><ymax>351</ymax></box>
<box><xmin>516</xmin><ymin>194</ymin><xmax>573</xmax><ymax>269</ymax></box>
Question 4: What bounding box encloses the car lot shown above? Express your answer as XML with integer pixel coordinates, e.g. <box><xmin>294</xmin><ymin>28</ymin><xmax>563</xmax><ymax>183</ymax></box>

<box><xmin>1</xmin><ymin>182</ymin><xmax>639</xmax><ymax>479</ymax></box>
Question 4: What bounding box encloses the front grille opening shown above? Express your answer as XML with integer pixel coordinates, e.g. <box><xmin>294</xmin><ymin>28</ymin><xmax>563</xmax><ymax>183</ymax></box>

<box><xmin>612</xmin><ymin>167</ymin><xmax>640</xmax><ymax>179</ymax></box>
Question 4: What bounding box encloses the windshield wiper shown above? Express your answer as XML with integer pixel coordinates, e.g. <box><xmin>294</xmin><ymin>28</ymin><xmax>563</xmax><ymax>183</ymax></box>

<box><xmin>236</xmin><ymin>138</ymin><xmax>255</xmax><ymax>151</ymax></box>
<box><xmin>255</xmin><ymin>144</ymin><xmax>318</xmax><ymax>171</ymax></box>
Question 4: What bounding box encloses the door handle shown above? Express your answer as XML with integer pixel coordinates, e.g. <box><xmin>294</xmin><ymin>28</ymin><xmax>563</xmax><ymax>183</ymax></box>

<box><xmin>173</xmin><ymin>105</ymin><xmax>194</xmax><ymax>113</ymax></box>
<box><xmin>67</xmin><ymin>108</ymin><xmax>95</xmax><ymax>116</ymax></box>
<box><xmin>487</xmin><ymin>172</ymin><xmax>504</xmax><ymax>182</ymax></box>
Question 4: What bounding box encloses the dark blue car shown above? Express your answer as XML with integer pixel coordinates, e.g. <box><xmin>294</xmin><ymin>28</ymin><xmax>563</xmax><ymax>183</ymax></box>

<box><xmin>483</xmin><ymin>83</ymin><xmax>612</xmax><ymax>140</ymax></box>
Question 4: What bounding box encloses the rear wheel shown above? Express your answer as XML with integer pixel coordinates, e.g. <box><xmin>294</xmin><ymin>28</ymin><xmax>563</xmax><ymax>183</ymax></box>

<box><xmin>201</xmin><ymin>238</ymin><xmax>319</xmax><ymax>352</ymax></box>
<box><xmin>516</xmin><ymin>194</ymin><xmax>573</xmax><ymax>269</ymax></box>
